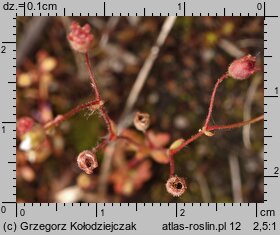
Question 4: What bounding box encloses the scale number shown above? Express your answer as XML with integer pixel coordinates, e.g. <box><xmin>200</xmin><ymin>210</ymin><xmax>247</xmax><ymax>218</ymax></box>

<box><xmin>178</xmin><ymin>2</ymin><xmax>185</xmax><ymax>11</ymax></box>
<box><xmin>257</xmin><ymin>3</ymin><xmax>263</xmax><ymax>10</ymax></box>
<box><xmin>178</xmin><ymin>3</ymin><xmax>182</xmax><ymax>10</ymax></box>
<box><xmin>179</xmin><ymin>208</ymin><xmax>185</xmax><ymax>216</ymax></box>
<box><xmin>101</xmin><ymin>209</ymin><xmax>105</xmax><ymax>216</ymax></box>
<box><xmin>1</xmin><ymin>45</ymin><xmax>6</xmax><ymax>53</ymax></box>
<box><xmin>274</xmin><ymin>167</ymin><xmax>279</xmax><ymax>175</ymax></box>
<box><xmin>1</xmin><ymin>206</ymin><xmax>6</xmax><ymax>213</ymax></box>
<box><xmin>19</xmin><ymin>208</ymin><xmax>25</xmax><ymax>216</ymax></box>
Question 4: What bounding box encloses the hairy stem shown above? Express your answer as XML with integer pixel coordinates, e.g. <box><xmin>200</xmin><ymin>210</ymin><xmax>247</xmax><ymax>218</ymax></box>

<box><xmin>84</xmin><ymin>53</ymin><xmax>115</xmax><ymax>140</ymax></box>
<box><xmin>85</xmin><ymin>53</ymin><xmax>101</xmax><ymax>101</ymax></box>
<box><xmin>208</xmin><ymin>114</ymin><xmax>264</xmax><ymax>131</ymax></box>
<box><xmin>100</xmin><ymin>106</ymin><xmax>115</xmax><ymax>140</ymax></box>
<box><xmin>43</xmin><ymin>99</ymin><xmax>101</xmax><ymax>130</ymax></box>
<box><xmin>169</xmin><ymin>152</ymin><xmax>175</xmax><ymax>176</ymax></box>
<box><xmin>203</xmin><ymin>73</ymin><xmax>228</xmax><ymax>129</ymax></box>
<box><xmin>170</xmin><ymin>114</ymin><xmax>264</xmax><ymax>156</ymax></box>
<box><xmin>170</xmin><ymin>131</ymin><xmax>204</xmax><ymax>156</ymax></box>
<box><xmin>93</xmin><ymin>138</ymin><xmax>110</xmax><ymax>153</ymax></box>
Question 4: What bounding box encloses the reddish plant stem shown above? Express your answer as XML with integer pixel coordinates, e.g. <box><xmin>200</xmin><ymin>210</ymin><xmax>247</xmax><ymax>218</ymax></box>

<box><xmin>100</xmin><ymin>106</ymin><xmax>115</xmax><ymax>140</ymax></box>
<box><xmin>170</xmin><ymin>114</ymin><xmax>264</xmax><ymax>157</ymax></box>
<box><xmin>93</xmin><ymin>138</ymin><xmax>110</xmax><ymax>153</ymax></box>
<box><xmin>203</xmin><ymin>73</ymin><xmax>228</xmax><ymax>129</ymax></box>
<box><xmin>170</xmin><ymin>131</ymin><xmax>204</xmax><ymax>156</ymax></box>
<box><xmin>168</xmin><ymin>152</ymin><xmax>175</xmax><ymax>176</ymax></box>
<box><xmin>207</xmin><ymin>114</ymin><xmax>264</xmax><ymax>131</ymax></box>
<box><xmin>85</xmin><ymin>53</ymin><xmax>101</xmax><ymax>101</ymax></box>
<box><xmin>43</xmin><ymin>99</ymin><xmax>101</xmax><ymax>130</ymax></box>
<box><xmin>168</xmin><ymin>114</ymin><xmax>263</xmax><ymax>176</ymax></box>
<box><xmin>84</xmin><ymin>53</ymin><xmax>115</xmax><ymax>140</ymax></box>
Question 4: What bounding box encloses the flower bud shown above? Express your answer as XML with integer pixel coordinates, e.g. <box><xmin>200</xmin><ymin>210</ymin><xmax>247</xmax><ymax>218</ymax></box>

<box><xmin>228</xmin><ymin>54</ymin><xmax>257</xmax><ymax>80</ymax></box>
<box><xmin>77</xmin><ymin>150</ymin><xmax>98</xmax><ymax>174</ymax></box>
<box><xmin>67</xmin><ymin>21</ymin><xmax>94</xmax><ymax>53</ymax></box>
<box><xmin>166</xmin><ymin>175</ymin><xmax>187</xmax><ymax>197</ymax></box>
<box><xmin>17</xmin><ymin>117</ymin><xmax>35</xmax><ymax>137</ymax></box>
<box><xmin>133</xmin><ymin>112</ymin><xmax>150</xmax><ymax>132</ymax></box>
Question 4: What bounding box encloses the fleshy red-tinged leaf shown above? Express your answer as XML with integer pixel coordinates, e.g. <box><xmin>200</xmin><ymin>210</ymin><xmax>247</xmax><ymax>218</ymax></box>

<box><xmin>147</xmin><ymin>131</ymin><xmax>170</xmax><ymax>148</ymax></box>
<box><xmin>150</xmin><ymin>150</ymin><xmax>169</xmax><ymax>164</ymax></box>
<box><xmin>110</xmin><ymin>161</ymin><xmax>152</xmax><ymax>196</ymax></box>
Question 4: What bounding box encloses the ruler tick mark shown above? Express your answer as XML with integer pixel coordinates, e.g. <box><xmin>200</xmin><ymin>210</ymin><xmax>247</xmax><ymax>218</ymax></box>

<box><xmin>96</xmin><ymin>203</ymin><xmax>98</xmax><ymax>217</ymax></box>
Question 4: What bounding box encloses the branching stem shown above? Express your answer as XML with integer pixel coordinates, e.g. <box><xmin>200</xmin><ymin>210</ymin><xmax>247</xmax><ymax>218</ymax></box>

<box><xmin>168</xmin><ymin>114</ymin><xmax>264</xmax><ymax>175</ymax></box>
<box><xmin>43</xmin><ymin>99</ymin><xmax>101</xmax><ymax>130</ymax></box>
<box><xmin>84</xmin><ymin>53</ymin><xmax>115</xmax><ymax>140</ymax></box>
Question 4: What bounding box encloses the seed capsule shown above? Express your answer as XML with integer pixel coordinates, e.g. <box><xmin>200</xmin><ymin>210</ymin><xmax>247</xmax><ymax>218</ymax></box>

<box><xmin>133</xmin><ymin>112</ymin><xmax>150</xmax><ymax>132</ymax></box>
<box><xmin>166</xmin><ymin>175</ymin><xmax>187</xmax><ymax>197</ymax></box>
<box><xmin>77</xmin><ymin>150</ymin><xmax>98</xmax><ymax>174</ymax></box>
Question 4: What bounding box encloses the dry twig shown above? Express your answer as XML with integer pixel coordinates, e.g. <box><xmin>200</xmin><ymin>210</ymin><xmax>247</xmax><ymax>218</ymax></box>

<box><xmin>119</xmin><ymin>16</ymin><xmax>177</xmax><ymax>128</ymax></box>
<box><xmin>229</xmin><ymin>153</ymin><xmax>243</xmax><ymax>202</ymax></box>
<box><xmin>243</xmin><ymin>75</ymin><xmax>262</xmax><ymax>149</ymax></box>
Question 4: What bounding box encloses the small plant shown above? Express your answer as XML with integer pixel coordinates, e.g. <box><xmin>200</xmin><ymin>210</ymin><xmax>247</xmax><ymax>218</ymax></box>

<box><xmin>18</xmin><ymin>21</ymin><xmax>263</xmax><ymax>198</ymax></box>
